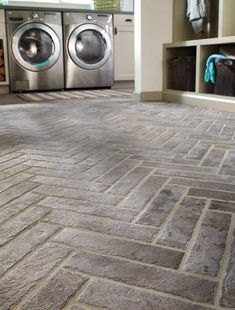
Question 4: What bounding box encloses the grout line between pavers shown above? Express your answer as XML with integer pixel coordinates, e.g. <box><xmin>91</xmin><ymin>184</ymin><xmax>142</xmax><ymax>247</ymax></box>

<box><xmin>104</xmin><ymin>161</ymin><xmax>146</xmax><ymax>195</ymax></box>
<box><xmin>0</xmin><ymin>153</ymin><xmax>24</xmax><ymax>166</ymax></box>
<box><xmin>178</xmin><ymin>199</ymin><xmax>210</xmax><ymax>271</ymax></box>
<box><xmin>157</xmin><ymin>132</ymin><xmax>178</xmax><ymax>148</ymax></box>
<box><xmin>151</xmin><ymin>187</ymin><xmax>189</xmax><ymax>245</ymax></box>
<box><xmin>82</xmin><ymin>154</ymin><xmax>132</xmax><ymax>182</ymax></box>
<box><xmin>216</xmin><ymin>149</ymin><xmax>229</xmax><ymax>176</ymax></box>
<box><xmin>57</xmin><ymin>238</ymin><xmax>220</xmax><ymax>280</ymax></box>
<box><xmin>184</xmin><ymin>139</ymin><xmax>201</xmax><ymax>160</ymax></box>
<box><xmin>63</xmin><ymin>277</ymin><xmax>94</xmax><ymax>309</ymax></box>
<box><xmin>0</xmin><ymin>206</ymin><xmax>52</xmax><ymax>250</ymax></box>
<box><xmin>68</xmin><ymin>303</ymin><xmax>107</xmax><ymax>310</ymax></box>
<box><xmin>169</xmin><ymin>175</ymin><xmax>235</xmax><ymax>187</ymax></box>
<box><xmin>206</xmin><ymin>121</ymin><xmax>216</xmax><ymax>133</ymax></box>
<box><xmin>0</xmin><ymin>182</ymin><xmax>42</xmax><ymax>209</ymax></box>
<box><xmin>131</xmin><ymin>177</ymin><xmax>171</xmax><ymax>224</ymax></box>
<box><xmin>0</xmin><ymin>159</ymin><xmax>28</xmax><ymax>173</ymax></box>
<box><xmin>72</xmin><ymin>146</ymin><xmax>116</xmax><ymax>165</ymax></box>
<box><xmin>198</xmin><ymin>144</ymin><xmax>214</xmax><ymax>167</ymax></box>
<box><xmin>52</xmin><ymin>241</ymin><xmax>218</xmax><ymax>282</ymax></box>
<box><xmin>98</xmin><ymin>160</ymin><xmax>141</xmax><ymax>191</ymax></box>
<box><xmin>214</xmin><ymin>214</ymin><xmax>235</xmax><ymax>307</ymax></box>
<box><xmin>48</xmin><ymin>223</ymin><xmax>185</xmax><ymax>252</ymax></box>
<box><xmin>115</xmin><ymin>167</ymin><xmax>158</xmax><ymax>208</ymax></box>
<box><xmin>218</xmin><ymin>124</ymin><xmax>226</xmax><ymax>137</ymax></box>
<box><xmin>0</xmin><ymin>193</ymin><xmax>47</xmax><ymax>226</ymax></box>
<box><xmin>186</xmin><ymin>192</ymin><xmax>235</xmax><ymax>203</ymax></box>
<box><xmin>207</xmin><ymin>208</ymin><xmax>235</xmax><ymax>216</ymax></box>
<box><xmin>12</xmin><ymin>248</ymin><xmax>76</xmax><ymax>310</ymax></box>
<box><xmin>61</xmin><ymin>269</ymin><xmax>219</xmax><ymax>310</ymax></box>
<box><xmin>0</xmin><ymin>224</ymin><xmax>63</xmax><ymax>280</ymax></box>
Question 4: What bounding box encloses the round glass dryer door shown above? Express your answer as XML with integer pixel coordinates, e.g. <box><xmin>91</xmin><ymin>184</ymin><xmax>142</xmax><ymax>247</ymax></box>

<box><xmin>12</xmin><ymin>22</ymin><xmax>60</xmax><ymax>72</ymax></box>
<box><xmin>68</xmin><ymin>24</ymin><xmax>112</xmax><ymax>70</ymax></box>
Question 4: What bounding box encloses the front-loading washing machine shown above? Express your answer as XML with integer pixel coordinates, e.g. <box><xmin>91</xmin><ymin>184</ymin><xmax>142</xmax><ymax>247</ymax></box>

<box><xmin>63</xmin><ymin>12</ymin><xmax>113</xmax><ymax>89</ymax></box>
<box><xmin>6</xmin><ymin>10</ymin><xmax>64</xmax><ymax>92</ymax></box>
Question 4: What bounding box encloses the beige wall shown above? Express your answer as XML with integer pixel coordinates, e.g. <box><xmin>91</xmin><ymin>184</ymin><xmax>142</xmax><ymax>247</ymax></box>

<box><xmin>134</xmin><ymin>0</ymin><xmax>173</xmax><ymax>100</ymax></box>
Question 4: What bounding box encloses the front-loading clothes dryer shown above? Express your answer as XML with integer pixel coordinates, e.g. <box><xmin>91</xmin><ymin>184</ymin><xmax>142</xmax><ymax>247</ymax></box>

<box><xmin>63</xmin><ymin>12</ymin><xmax>113</xmax><ymax>89</ymax></box>
<box><xmin>6</xmin><ymin>10</ymin><xmax>64</xmax><ymax>92</ymax></box>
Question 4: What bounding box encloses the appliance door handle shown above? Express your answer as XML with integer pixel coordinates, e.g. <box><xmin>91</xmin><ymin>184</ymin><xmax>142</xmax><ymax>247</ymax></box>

<box><xmin>125</xmin><ymin>19</ymin><xmax>133</xmax><ymax>22</ymax></box>
<box><xmin>114</xmin><ymin>27</ymin><xmax>118</xmax><ymax>35</ymax></box>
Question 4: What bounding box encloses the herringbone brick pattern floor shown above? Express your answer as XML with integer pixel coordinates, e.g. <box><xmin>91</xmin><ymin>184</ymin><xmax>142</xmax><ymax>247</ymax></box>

<box><xmin>0</xmin><ymin>95</ymin><xmax>235</xmax><ymax>310</ymax></box>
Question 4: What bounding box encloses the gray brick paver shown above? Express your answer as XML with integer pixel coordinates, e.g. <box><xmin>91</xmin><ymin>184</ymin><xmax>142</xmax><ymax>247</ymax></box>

<box><xmin>120</xmin><ymin>175</ymin><xmax>168</xmax><ymax>210</ymax></box>
<box><xmin>0</xmin><ymin>222</ymin><xmax>59</xmax><ymax>277</ymax></box>
<box><xmin>38</xmin><ymin>196</ymin><xmax>138</xmax><ymax>222</ymax></box>
<box><xmin>0</xmin><ymin>95</ymin><xmax>234</xmax><ymax>308</ymax></box>
<box><xmin>65</xmin><ymin>249</ymin><xmax>217</xmax><ymax>303</ymax></box>
<box><xmin>45</xmin><ymin>209</ymin><xmax>158</xmax><ymax>242</ymax></box>
<box><xmin>0</xmin><ymin>243</ymin><xmax>71</xmax><ymax>309</ymax></box>
<box><xmin>52</xmin><ymin>227</ymin><xmax>183</xmax><ymax>269</ymax></box>
<box><xmin>78</xmin><ymin>279</ymin><xmax>213</xmax><ymax>310</ymax></box>
<box><xmin>183</xmin><ymin>211</ymin><xmax>231</xmax><ymax>276</ymax></box>
<box><xmin>0</xmin><ymin>206</ymin><xmax>50</xmax><ymax>246</ymax></box>
<box><xmin>20</xmin><ymin>270</ymin><xmax>88</xmax><ymax>310</ymax></box>
<box><xmin>220</xmin><ymin>229</ymin><xmax>235</xmax><ymax>308</ymax></box>
<box><xmin>156</xmin><ymin>196</ymin><xmax>206</xmax><ymax>249</ymax></box>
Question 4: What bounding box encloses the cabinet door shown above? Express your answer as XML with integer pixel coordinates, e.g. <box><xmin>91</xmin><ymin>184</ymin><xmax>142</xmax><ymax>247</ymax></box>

<box><xmin>0</xmin><ymin>37</ymin><xmax>9</xmax><ymax>85</ymax></box>
<box><xmin>114</xmin><ymin>15</ymin><xmax>134</xmax><ymax>81</ymax></box>
<box><xmin>0</xmin><ymin>11</ymin><xmax>9</xmax><ymax>86</ymax></box>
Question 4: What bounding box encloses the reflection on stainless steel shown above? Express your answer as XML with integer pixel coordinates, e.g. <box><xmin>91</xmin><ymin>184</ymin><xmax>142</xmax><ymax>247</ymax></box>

<box><xmin>63</xmin><ymin>12</ymin><xmax>113</xmax><ymax>89</ymax></box>
<box><xmin>75</xmin><ymin>30</ymin><xmax>106</xmax><ymax>64</ymax></box>
<box><xmin>6</xmin><ymin>10</ymin><xmax>64</xmax><ymax>92</ymax></box>
<box><xmin>68</xmin><ymin>23</ymin><xmax>112</xmax><ymax>70</ymax></box>
<box><xmin>12</xmin><ymin>23</ymin><xmax>60</xmax><ymax>72</ymax></box>
<box><xmin>19</xmin><ymin>30</ymin><xmax>54</xmax><ymax>64</ymax></box>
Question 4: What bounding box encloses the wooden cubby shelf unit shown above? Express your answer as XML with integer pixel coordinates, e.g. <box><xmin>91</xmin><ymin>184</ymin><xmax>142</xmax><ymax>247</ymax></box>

<box><xmin>163</xmin><ymin>0</ymin><xmax>235</xmax><ymax>112</ymax></box>
<box><xmin>163</xmin><ymin>37</ymin><xmax>235</xmax><ymax>112</ymax></box>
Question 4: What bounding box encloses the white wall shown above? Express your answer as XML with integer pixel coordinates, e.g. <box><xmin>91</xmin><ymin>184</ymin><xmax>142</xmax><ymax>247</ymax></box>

<box><xmin>134</xmin><ymin>0</ymin><xmax>173</xmax><ymax>99</ymax></box>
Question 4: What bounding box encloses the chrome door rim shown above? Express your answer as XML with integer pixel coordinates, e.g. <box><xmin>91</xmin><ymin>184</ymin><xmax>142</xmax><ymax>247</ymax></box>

<box><xmin>68</xmin><ymin>23</ymin><xmax>112</xmax><ymax>70</ymax></box>
<box><xmin>12</xmin><ymin>22</ymin><xmax>61</xmax><ymax>72</ymax></box>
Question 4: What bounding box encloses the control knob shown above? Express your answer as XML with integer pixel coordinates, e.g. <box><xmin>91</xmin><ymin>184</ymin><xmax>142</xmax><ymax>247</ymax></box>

<box><xmin>32</xmin><ymin>12</ymin><xmax>39</xmax><ymax>20</ymax></box>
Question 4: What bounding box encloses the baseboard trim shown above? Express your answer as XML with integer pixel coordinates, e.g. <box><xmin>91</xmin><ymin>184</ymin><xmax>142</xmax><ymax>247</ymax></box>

<box><xmin>163</xmin><ymin>91</ymin><xmax>235</xmax><ymax>112</ymax></box>
<box><xmin>0</xmin><ymin>86</ymin><xmax>10</xmax><ymax>95</ymax></box>
<box><xmin>134</xmin><ymin>91</ymin><xmax>162</xmax><ymax>101</ymax></box>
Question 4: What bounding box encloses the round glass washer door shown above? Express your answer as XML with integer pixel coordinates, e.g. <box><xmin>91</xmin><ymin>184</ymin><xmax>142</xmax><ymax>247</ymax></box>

<box><xmin>12</xmin><ymin>22</ymin><xmax>61</xmax><ymax>72</ymax></box>
<box><xmin>68</xmin><ymin>24</ymin><xmax>112</xmax><ymax>70</ymax></box>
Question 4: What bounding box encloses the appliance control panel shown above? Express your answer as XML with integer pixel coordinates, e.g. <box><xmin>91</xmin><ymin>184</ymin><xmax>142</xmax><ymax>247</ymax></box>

<box><xmin>6</xmin><ymin>11</ymin><xmax>60</xmax><ymax>24</ymax></box>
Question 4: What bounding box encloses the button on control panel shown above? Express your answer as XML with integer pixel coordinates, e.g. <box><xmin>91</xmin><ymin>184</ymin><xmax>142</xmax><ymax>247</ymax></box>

<box><xmin>32</xmin><ymin>12</ymin><xmax>39</xmax><ymax>20</ymax></box>
<box><xmin>86</xmin><ymin>15</ymin><xmax>92</xmax><ymax>21</ymax></box>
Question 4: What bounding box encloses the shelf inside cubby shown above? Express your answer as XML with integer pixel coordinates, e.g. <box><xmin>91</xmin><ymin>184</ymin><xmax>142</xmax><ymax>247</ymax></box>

<box><xmin>164</xmin><ymin>46</ymin><xmax>197</xmax><ymax>92</ymax></box>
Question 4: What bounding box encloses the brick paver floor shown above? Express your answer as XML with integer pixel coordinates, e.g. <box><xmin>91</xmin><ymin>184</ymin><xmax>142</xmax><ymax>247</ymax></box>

<box><xmin>0</xmin><ymin>95</ymin><xmax>235</xmax><ymax>309</ymax></box>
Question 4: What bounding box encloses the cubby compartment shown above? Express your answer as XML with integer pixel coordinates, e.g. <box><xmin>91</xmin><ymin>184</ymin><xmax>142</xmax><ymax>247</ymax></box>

<box><xmin>199</xmin><ymin>42</ymin><xmax>235</xmax><ymax>96</ymax></box>
<box><xmin>164</xmin><ymin>46</ymin><xmax>197</xmax><ymax>92</ymax></box>
<box><xmin>173</xmin><ymin>0</ymin><xmax>219</xmax><ymax>42</ymax></box>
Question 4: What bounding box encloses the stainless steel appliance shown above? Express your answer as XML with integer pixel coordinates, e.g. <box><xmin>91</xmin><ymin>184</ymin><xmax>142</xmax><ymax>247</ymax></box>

<box><xmin>63</xmin><ymin>12</ymin><xmax>113</xmax><ymax>89</ymax></box>
<box><xmin>6</xmin><ymin>10</ymin><xmax>64</xmax><ymax>92</ymax></box>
